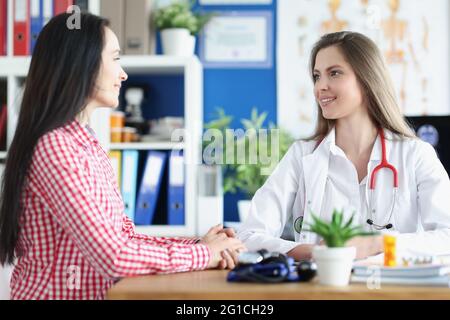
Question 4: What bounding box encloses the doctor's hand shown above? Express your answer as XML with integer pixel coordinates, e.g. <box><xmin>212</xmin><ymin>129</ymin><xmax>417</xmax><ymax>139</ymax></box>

<box><xmin>345</xmin><ymin>235</ymin><xmax>383</xmax><ymax>260</ymax></box>
<box><xmin>199</xmin><ymin>224</ymin><xmax>247</xmax><ymax>269</ymax></box>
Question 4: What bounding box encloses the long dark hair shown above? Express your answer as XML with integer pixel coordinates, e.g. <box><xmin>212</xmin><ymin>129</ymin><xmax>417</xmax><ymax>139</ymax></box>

<box><xmin>0</xmin><ymin>13</ymin><xmax>109</xmax><ymax>265</ymax></box>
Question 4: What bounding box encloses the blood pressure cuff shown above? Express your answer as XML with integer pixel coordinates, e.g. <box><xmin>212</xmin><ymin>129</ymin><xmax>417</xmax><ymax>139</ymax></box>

<box><xmin>227</xmin><ymin>253</ymin><xmax>299</xmax><ymax>283</ymax></box>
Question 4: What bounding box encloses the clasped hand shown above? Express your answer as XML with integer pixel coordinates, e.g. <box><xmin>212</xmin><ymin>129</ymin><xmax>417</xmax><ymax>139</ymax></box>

<box><xmin>199</xmin><ymin>224</ymin><xmax>247</xmax><ymax>270</ymax></box>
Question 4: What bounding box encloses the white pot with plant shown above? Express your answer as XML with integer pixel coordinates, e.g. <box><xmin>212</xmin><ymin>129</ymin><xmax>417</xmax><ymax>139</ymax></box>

<box><xmin>154</xmin><ymin>1</ymin><xmax>212</xmax><ymax>57</ymax></box>
<box><xmin>304</xmin><ymin>210</ymin><xmax>374</xmax><ymax>286</ymax></box>
<box><xmin>203</xmin><ymin>108</ymin><xmax>294</xmax><ymax>224</ymax></box>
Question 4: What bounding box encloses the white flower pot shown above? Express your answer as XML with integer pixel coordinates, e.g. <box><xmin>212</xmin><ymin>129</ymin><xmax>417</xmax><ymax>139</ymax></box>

<box><xmin>312</xmin><ymin>246</ymin><xmax>356</xmax><ymax>286</ymax></box>
<box><xmin>237</xmin><ymin>200</ymin><xmax>252</xmax><ymax>224</ymax></box>
<box><xmin>161</xmin><ymin>28</ymin><xmax>196</xmax><ymax>57</ymax></box>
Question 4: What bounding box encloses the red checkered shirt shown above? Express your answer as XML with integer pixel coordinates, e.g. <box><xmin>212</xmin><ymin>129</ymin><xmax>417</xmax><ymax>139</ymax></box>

<box><xmin>10</xmin><ymin>120</ymin><xmax>210</xmax><ymax>300</ymax></box>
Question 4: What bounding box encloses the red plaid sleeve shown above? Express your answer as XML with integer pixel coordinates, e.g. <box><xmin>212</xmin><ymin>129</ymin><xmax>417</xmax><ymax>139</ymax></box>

<box><xmin>121</xmin><ymin>215</ymin><xmax>200</xmax><ymax>245</ymax></box>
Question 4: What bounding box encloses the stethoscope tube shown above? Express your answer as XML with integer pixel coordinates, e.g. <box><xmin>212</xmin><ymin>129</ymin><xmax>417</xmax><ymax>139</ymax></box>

<box><xmin>294</xmin><ymin>128</ymin><xmax>398</xmax><ymax>235</ymax></box>
<box><xmin>366</xmin><ymin>128</ymin><xmax>398</xmax><ymax>230</ymax></box>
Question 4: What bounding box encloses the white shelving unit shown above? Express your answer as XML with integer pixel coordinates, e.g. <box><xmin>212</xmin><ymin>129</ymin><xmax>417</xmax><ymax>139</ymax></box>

<box><xmin>91</xmin><ymin>56</ymin><xmax>204</xmax><ymax>238</ymax></box>
<box><xmin>0</xmin><ymin>0</ymin><xmax>204</xmax><ymax>237</ymax></box>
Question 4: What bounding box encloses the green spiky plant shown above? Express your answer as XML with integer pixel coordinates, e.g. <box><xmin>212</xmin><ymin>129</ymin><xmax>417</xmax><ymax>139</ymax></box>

<box><xmin>299</xmin><ymin>209</ymin><xmax>375</xmax><ymax>248</ymax></box>
<box><xmin>203</xmin><ymin>107</ymin><xmax>294</xmax><ymax>199</ymax></box>
<box><xmin>154</xmin><ymin>1</ymin><xmax>213</xmax><ymax>35</ymax></box>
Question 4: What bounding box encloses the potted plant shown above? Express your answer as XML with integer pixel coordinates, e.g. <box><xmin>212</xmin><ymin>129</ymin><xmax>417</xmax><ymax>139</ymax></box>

<box><xmin>154</xmin><ymin>1</ymin><xmax>212</xmax><ymax>56</ymax></box>
<box><xmin>304</xmin><ymin>209</ymin><xmax>375</xmax><ymax>286</ymax></box>
<box><xmin>203</xmin><ymin>108</ymin><xmax>294</xmax><ymax>223</ymax></box>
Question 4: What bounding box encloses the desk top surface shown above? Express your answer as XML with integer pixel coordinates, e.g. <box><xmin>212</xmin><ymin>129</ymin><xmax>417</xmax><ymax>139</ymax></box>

<box><xmin>107</xmin><ymin>270</ymin><xmax>450</xmax><ymax>300</ymax></box>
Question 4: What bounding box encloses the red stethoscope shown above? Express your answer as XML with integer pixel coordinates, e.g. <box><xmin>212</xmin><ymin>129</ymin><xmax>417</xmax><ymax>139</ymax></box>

<box><xmin>366</xmin><ymin>128</ymin><xmax>398</xmax><ymax>230</ymax></box>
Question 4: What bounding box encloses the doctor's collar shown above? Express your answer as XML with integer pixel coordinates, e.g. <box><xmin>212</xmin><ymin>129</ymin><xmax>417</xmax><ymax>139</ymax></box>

<box><xmin>314</xmin><ymin>127</ymin><xmax>393</xmax><ymax>161</ymax></box>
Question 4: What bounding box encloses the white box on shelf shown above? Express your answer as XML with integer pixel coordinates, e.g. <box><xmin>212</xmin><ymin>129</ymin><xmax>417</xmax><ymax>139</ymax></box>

<box><xmin>197</xmin><ymin>164</ymin><xmax>224</xmax><ymax>235</ymax></box>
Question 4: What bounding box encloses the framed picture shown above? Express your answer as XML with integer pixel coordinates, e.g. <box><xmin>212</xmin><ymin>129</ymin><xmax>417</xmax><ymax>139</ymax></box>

<box><xmin>199</xmin><ymin>11</ymin><xmax>273</xmax><ymax>68</ymax></box>
<box><xmin>277</xmin><ymin>0</ymin><xmax>450</xmax><ymax>138</ymax></box>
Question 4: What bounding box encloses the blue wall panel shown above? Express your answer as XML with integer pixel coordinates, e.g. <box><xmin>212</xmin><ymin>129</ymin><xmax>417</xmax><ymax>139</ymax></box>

<box><xmin>152</xmin><ymin>1</ymin><xmax>278</xmax><ymax>222</ymax></box>
<box><xmin>197</xmin><ymin>1</ymin><xmax>278</xmax><ymax>222</ymax></box>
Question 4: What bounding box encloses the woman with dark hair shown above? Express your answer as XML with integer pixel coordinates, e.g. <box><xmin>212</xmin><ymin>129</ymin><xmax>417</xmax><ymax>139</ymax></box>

<box><xmin>0</xmin><ymin>13</ymin><xmax>244</xmax><ymax>300</ymax></box>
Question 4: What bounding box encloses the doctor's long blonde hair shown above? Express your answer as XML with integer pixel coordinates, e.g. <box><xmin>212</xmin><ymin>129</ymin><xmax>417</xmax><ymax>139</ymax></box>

<box><xmin>308</xmin><ymin>31</ymin><xmax>416</xmax><ymax>141</ymax></box>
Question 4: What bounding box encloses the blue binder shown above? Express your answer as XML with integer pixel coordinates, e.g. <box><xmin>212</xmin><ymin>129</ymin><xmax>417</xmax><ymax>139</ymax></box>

<box><xmin>134</xmin><ymin>151</ymin><xmax>168</xmax><ymax>225</ymax></box>
<box><xmin>30</xmin><ymin>0</ymin><xmax>43</xmax><ymax>54</ymax></box>
<box><xmin>121</xmin><ymin>150</ymin><xmax>139</xmax><ymax>221</ymax></box>
<box><xmin>167</xmin><ymin>150</ymin><xmax>185</xmax><ymax>225</ymax></box>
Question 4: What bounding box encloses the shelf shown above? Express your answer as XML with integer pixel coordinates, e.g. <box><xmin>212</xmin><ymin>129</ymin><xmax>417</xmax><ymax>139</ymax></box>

<box><xmin>0</xmin><ymin>57</ymin><xmax>30</xmax><ymax>77</ymax></box>
<box><xmin>109</xmin><ymin>142</ymin><xmax>184</xmax><ymax>150</ymax></box>
<box><xmin>0</xmin><ymin>55</ymin><xmax>201</xmax><ymax>77</ymax></box>
<box><xmin>120</xmin><ymin>56</ymin><xmax>200</xmax><ymax>75</ymax></box>
<box><xmin>136</xmin><ymin>225</ymin><xmax>195</xmax><ymax>237</ymax></box>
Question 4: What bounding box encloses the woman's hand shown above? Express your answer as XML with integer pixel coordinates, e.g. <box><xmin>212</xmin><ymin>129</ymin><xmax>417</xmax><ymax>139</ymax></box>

<box><xmin>288</xmin><ymin>235</ymin><xmax>383</xmax><ymax>261</ymax></box>
<box><xmin>345</xmin><ymin>235</ymin><xmax>383</xmax><ymax>260</ymax></box>
<box><xmin>199</xmin><ymin>224</ymin><xmax>246</xmax><ymax>269</ymax></box>
<box><xmin>287</xmin><ymin>244</ymin><xmax>315</xmax><ymax>261</ymax></box>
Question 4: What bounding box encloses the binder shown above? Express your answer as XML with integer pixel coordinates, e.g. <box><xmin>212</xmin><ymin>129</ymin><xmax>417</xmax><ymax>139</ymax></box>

<box><xmin>108</xmin><ymin>150</ymin><xmax>122</xmax><ymax>189</ymax></box>
<box><xmin>53</xmin><ymin>0</ymin><xmax>73</xmax><ymax>15</ymax></box>
<box><xmin>13</xmin><ymin>0</ymin><xmax>31</xmax><ymax>56</ymax></box>
<box><xmin>100</xmin><ymin>0</ymin><xmax>124</xmax><ymax>50</ymax></box>
<box><xmin>30</xmin><ymin>0</ymin><xmax>43</xmax><ymax>53</ymax></box>
<box><xmin>121</xmin><ymin>150</ymin><xmax>139</xmax><ymax>221</ymax></box>
<box><xmin>123</xmin><ymin>0</ymin><xmax>155</xmax><ymax>55</ymax></box>
<box><xmin>167</xmin><ymin>150</ymin><xmax>185</xmax><ymax>225</ymax></box>
<box><xmin>42</xmin><ymin>0</ymin><xmax>53</xmax><ymax>26</ymax></box>
<box><xmin>0</xmin><ymin>0</ymin><xmax>6</xmax><ymax>56</ymax></box>
<box><xmin>134</xmin><ymin>150</ymin><xmax>167</xmax><ymax>225</ymax></box>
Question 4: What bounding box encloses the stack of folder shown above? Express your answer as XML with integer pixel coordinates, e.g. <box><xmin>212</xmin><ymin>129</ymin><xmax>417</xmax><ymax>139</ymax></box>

<box><xmin>6</xmin><ymin>0</ymin><xmax>86</xmax><ymax>56</ymax></box>
<box><xmin>109</xmin><ymin>149</ymin><xmax>185</xmax><ymax>226</ymax></box>
<box><xmin>1</xmin><ymin>0</ymin><xmax>155</xmax><ymax>56</ymax></box>
<box><xmin>351</xmin><ymin>264</ymin><xmax>450</xmax><ymax>287</ymax></box>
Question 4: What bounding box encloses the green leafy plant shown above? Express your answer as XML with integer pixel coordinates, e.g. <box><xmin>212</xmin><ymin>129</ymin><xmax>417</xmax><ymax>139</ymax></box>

<box><xmin>203</xmin><ymin>107</ymin><xmax>294</xmax><ymax>199</ymax></box>
<box><xmin>301</xmin><ymin>209</ymin><xmax>375</xmax><ymax>248</ymax></box>
<box><xmin>154</xmin><ymin>1</ymin><xmax>213</xmax><ymax>35</ymax></box>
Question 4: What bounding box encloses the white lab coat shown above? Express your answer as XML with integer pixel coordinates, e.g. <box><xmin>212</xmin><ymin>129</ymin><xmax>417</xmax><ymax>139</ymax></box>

<box><xmin>238</xmin><ymin>128</ymin><xmax>450</xmax><ymax>256</ymax></box>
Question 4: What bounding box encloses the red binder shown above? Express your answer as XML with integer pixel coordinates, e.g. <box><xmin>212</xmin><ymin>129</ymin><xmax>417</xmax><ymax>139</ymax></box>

<box><xmin>53</xmin><ymin>0</ymin><xmax>73</xmax><ymax>15</ymax></box>
<box><xmin>0</xmin><ymin>0</ymin><xmax>7</xmax><ymax>56</ymax></box>
<box><xmin>13</xmin><ymin>0</ymin><xmax>30</xmax><ymax>56</ymax></box>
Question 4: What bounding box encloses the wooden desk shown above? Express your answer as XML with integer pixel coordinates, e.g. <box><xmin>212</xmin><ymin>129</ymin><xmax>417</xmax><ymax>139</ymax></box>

<box><xmin>107</xmin><ymin>270</ymin><xmax>450</xmax><ymax>300</ymax></box>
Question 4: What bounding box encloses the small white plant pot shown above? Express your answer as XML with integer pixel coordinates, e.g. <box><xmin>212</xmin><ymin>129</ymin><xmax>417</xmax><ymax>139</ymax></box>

<box><xmin>161</xmin><ymin>28</ymin><xmax>195</xmax><ymax>57</ymax></box>
<box><xmin>312</xmin><ymin>246</ymin><xmax>356</xmax><ymax>286</ymax></box>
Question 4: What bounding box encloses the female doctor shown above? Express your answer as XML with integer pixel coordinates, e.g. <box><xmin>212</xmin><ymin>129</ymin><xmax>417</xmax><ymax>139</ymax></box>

<box><xmin>238</xmin><ymin>31</ymin><xmax>450</xmax><ymax>261</ymax></box>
